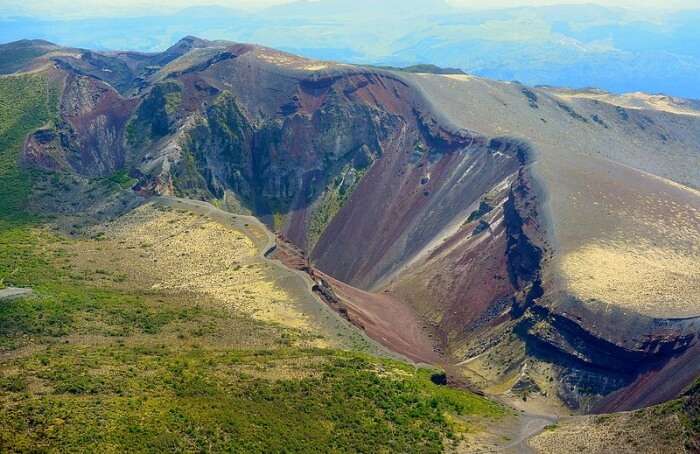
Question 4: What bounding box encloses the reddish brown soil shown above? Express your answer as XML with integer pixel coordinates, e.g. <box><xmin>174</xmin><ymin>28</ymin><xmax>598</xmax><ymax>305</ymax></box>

<box><xmin>317</xmin><ymin>270</ymin><xmax>442</xmax><ymax>365</ymax></box>
<box><xmin>311</xmin><ymin>138</ymin><xmax>520</xmax><ymax>291</ymax></box>
<box><xmin>388</xmin><ymin>199</ymin><xmax>515</xmax><ymax>348</ymax></box>
<box><xmin>273</xmin><ymin>236</ymin><xmax>441</xmax><ymax>365</ymax></box>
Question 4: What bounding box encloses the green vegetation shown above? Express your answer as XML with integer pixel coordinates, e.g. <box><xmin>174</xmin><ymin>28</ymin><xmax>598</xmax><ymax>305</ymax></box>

<box><xmin>0</xmin><ymin>225</ymin><xmax>208</xmax><ymax>348</ymax></box>
<box><xmin>0</xmin><ymin>346</ymin><xmax>503</xmax><ymax>452</ymax></box>
<box><xmin>672</xmin><ymin>379</ymin><xmax>700</xmax><ymax>450</ymax></box>
<box><xmin>0</xmin><ymin>43</ymin><xmax>51</xmax><ymax>74</ymax></box>
<box><xmin>205</xmin><ymin>91</ymin><xmax>250</xmax><ymax>165</ymax></box>
<box><xmin>174</xmin><ymin>91</ymin><xmax>252</xmax><ymax>201</ymax></box>
<box><xmin>307</xmin><ymin>165</ymin><xmax>366</xmax><ymax>249</ymax></box>
<box><xmin>164</xmin><ymin>90</ymin><xmax>182</xmax><ymax>116</ymax></box>
<box><xmin>0</xmin><ymin>73</ymin><xmax>53</xmax><ymax>296</ymax></box>
<box><xmin>172</xmin><ymin>147</ymin><xmax>212</xmax><ymax>199</ymax></box>
<box><xmin>126</xmin><ymin>81</ymin><xmax>182</xmax><ymax>148</ymax></box>
<box><xmin>0</xmin><ymin>73</ymin><xmax>55</xmax><ymax>220</ymax></box>
<box><xmin>107</xmin><ymin>170</ymin><xmax>138</xmax><ymax>189</ymax></box>
<box><xmin>0</xmin><ymin>220</ymin><xmax>505</xmax><ymax>451</ymax></box>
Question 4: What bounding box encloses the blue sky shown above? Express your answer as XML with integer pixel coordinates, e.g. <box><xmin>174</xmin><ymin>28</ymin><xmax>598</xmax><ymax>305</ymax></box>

<box><xmin>2</xmin><ymin>0</ymin><xmax>699</xmax><ymax>18</ymax></box>
<box><xmin>2</xmin><ymin>0</ymin><xmax>699</xmax><ymax>97</ymax></box>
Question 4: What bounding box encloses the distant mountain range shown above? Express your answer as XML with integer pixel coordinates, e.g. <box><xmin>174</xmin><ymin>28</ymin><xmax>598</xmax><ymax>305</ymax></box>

<box><xmin>1</xmin><ymin>1</ymin><xmax>700</xmax><ymax>98</ymax></box>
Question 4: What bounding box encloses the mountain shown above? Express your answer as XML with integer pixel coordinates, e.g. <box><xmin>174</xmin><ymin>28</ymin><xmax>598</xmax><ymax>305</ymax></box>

<box><xmin>0</xmin><ymin>37</ymin><xmax>699</xmax><ymax>451</ymax></box>
<box><xmin>2</xmin><ymin>2</ymin><xmax>700</xmax><ymax>98</ymax></box>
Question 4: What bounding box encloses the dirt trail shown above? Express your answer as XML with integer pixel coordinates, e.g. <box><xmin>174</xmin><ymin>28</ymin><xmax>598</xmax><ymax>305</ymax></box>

<box><xmin>154</xmin><ymin>196</ymin><xmax>392</xmax><ymax>356</ymax></box>
<box><xmin>503</xmin><ymin>413</ymin><xmax>558</xmax><ymax>453</ymax></box>
<box><xmin>154</xmin><ymin>197</ymin><xmax>558</xmax><ymax>451</ymax></box>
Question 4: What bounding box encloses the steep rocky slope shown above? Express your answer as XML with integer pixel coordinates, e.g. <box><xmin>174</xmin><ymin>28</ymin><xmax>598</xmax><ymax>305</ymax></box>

<box><xmin>407</xmin><ymin>73</ymin><xmax>700</xmax><ymax>413</ymax></box>
<box><xmin>0</xmin><ymin>66</ymin><xmax>512</xmax><ymax>452</ymax></box>
<box><xmin>3</xmin><ymin>37</ymin><xmax>700</xmax><ymax>417</ymax></box>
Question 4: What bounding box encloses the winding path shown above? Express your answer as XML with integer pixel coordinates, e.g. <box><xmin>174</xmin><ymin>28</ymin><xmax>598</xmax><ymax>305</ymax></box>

<box><xmin>154</xmin><ymin>196</ymin><xmax>558</xmax><ymax>451</ymax></box>
<box><xmin>154</xmin><ymin>196</ymin><xmax>326</xmax><ymax>299</ymax></box>
<box><xmin>153</xmin><ymin>196</ymin><xmax>393</xmax><ymax>357</ymax></box>
<box><xmin>503</xmin><ymin>413</ymin><xmax>558</xmax><ymax>453</ymax></box>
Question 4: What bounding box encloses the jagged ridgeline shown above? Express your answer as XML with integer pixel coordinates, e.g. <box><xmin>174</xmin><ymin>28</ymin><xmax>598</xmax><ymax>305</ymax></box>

<box><xmin>1</xmin><ymin>36</ymin><xmax>699</xmax><ymax>451</ymax></box>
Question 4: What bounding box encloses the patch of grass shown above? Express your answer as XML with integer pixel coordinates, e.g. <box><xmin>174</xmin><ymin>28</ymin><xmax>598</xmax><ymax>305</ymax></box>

<box><xmin>272</xmin><ymin>211</ymin><xmax>286</xmax><ymax>232</ymax></box>
<box><xmin>0</xmin><ymin>347</ymin><xmax>504</xmax><ymax>452</ymax></box>
<box><xmin>0</xmin><ymin>223</ymin><xmax>53</xmax><ymax>288</ymax></box>
<box><xmin>0</xmin><ymin>224</ymin><xmax>209</xmax><ymax>349</ymax></box>
<box><xmin>675</xmin><ymin>379</ymin><xmax>700</xmax><ymax>450</ymax></box>
<box><xmin>0</xmin><ymin>375</ymin><xmax>28</xmax><ymax>393</ymax></box>
<box><xmin>0</xmin><ymin>285</ymin><xmax>204</xmax><ymax>347</ymax></box>
<box><xmin>107</xmin><ymin>170</ymin><xmax>137</xmax><ymax>189</ymax></box>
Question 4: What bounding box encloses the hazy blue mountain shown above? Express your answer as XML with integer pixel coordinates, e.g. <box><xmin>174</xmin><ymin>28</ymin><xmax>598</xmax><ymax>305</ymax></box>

<box><xmin>1</xmin><ymin>1</ymin><xmax>699</xmax><ymax>98</ymax></box>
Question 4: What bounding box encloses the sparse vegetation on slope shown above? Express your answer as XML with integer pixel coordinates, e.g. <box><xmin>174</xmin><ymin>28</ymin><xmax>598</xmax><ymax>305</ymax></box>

<box><xmin>0</xmin><ymin>345</ymin><xmax>504</xmax><ymax>453</ymax></box>
<box><xmin>126</xmin><ymin>81</ymin><xmax>182</xmax><ymax>149</ymax></box>
<box><xmin>0</xmin><ymin>41</ymin><xmax>54</xmax><ymax>74</ymax></box>
<box><xmin>107</xmin><ymin>170</ymin><xmax>137</xmax><ymax>189</ymax></box>
<box><xmin>677</xmin><ymin>380</ymin><xmax>700</xmax><ymax>451</ymax></box>
<box><xmin>307</xmin><ymin>165</ymin><xmax>367</xmax><ymax>249</ymax></box>
<box><xmin>0</xmin><ymin>73</ymin><xmax>56</xmax><ymax>221</ymax></box>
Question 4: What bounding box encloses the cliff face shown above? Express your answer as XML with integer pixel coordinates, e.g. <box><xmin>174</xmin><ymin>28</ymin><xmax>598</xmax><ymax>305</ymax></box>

<box><xmin>24</xmin><ymin>73</ymin><xmax>138</xmax><ymax>176</ymax></box>
<box><xmin>15</xmin><ymin>37</ymin><xmax>700</xmax><ymax>413</ymax></box>
<box><xmin>22</xmin><ymin>36</ymin><xmax>533</xmax><ymax>359</ymax></box>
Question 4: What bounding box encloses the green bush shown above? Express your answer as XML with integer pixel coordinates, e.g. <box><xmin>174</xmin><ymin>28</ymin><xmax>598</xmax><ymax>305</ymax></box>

<box><xmin>0</xmin><ymin>347</ymin><xmax>504</xmax><ymax>452</ymax></box>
